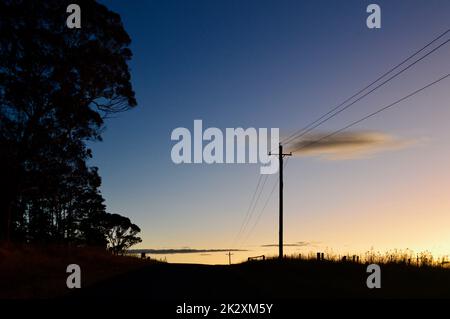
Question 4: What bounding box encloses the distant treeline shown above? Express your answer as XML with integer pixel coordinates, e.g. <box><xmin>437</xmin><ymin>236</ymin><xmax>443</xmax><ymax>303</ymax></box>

<box><xmin>0</xmin><ymin>0</ymin><xmax>141</xmax><ymax>253</ymax></box>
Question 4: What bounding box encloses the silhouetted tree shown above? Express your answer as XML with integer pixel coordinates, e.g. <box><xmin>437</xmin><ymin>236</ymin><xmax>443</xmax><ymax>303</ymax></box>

<box><xmin>0</xmin><ymin>0</ymin><xmax>138</xmax><ymax>244</ymax></box>
<box><xmin>104</xmin><ymin>213</ymin><xmax>142</xmax><ymax>255</ymax></box>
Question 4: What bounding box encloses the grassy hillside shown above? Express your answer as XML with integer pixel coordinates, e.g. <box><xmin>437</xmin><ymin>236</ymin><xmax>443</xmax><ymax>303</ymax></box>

<box><xmin>74</xmin><ymin>258</ymin><xmax>450</xmax><ymax>299</ymax></box>
<box><xmin>1</xmin><ymin>246</ymin><xmax>449</xmax><ymax>299</ymax></box>
<box><xmin>0</xmin><ymin>245</ymin><xmax>155</xmax><ymax>299</ymax></box>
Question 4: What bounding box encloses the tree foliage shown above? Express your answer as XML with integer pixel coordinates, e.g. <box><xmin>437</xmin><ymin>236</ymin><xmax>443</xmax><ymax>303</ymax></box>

<box><xmin>0</xmin><ymin>0</ymin><xmax>141</xmax><ymax>248</ymax></box>
<box><xmin>103</xmin><ymin>213</ymin><xmax>142</xmax><ymax>255</ymax></box>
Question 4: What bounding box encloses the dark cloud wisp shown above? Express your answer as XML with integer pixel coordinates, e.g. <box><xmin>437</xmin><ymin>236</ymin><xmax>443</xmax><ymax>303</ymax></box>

<box><xmin>285</xmin><ymin>131</ymin><xmax>414</xmax><ymax>160</ymax></box>
<box><xmin>128</xmin><ymin>248</ymin><xmax>247</xmax><ymax>255</ymax></box>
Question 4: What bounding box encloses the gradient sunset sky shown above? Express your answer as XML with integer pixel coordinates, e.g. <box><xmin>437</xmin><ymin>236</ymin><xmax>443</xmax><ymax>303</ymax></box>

<box><xmin>92</xmin><ymin>0</ymin><xmax>450</xmax><ymax>263</ymax></box>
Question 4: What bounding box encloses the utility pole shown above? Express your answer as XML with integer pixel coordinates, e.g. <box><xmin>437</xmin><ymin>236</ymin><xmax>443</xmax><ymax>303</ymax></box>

<box><xmin>227</xmin><ymin>251</ymin><xmax>233</xmax><ymax>265</ymax></box>
<box><xmin>269</xmin><ymin>144</ymin><xmax>292</xmax><ymax>259</ymax></box>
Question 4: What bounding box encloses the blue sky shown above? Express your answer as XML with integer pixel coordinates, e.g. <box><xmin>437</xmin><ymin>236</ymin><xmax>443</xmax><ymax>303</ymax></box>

<box><xmin>91</xmin><ymin>0</ymin><xmax>450</xmax><ymax>263</ymax></box>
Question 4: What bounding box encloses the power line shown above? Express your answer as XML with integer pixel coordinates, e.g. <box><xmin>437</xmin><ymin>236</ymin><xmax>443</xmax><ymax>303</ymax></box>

<box><xmin>283</xmin><ymin>37</ymin><xmax>449</xmax><ymax>146</ymax></box>
<box><xmin>241</xmin><ymin>158</ymin><xmax>290</xmax><ymax>248</ymax></box>
<box><xmin>238</xmin><ymin>29</ymin><xmax>449</xmax><ymax>252</ymax></box>
<box><xmin>237</xmin><ymin>173</ymin><xmax>269</xmax><ymax>246</ymax></box>
<box><xmin>233</xmin><ymin>173</ymin><xmax>269</xmax><ymax>248</ymax></box>
<box><xmin>240</xmin><ymin>179</ymin><xmax>278</xmax><ymax>248</ymax></box>
<box><xmin>291</xmin><ymin>73</ymin><xmax>450</xmax><ymax>154</ymax></box>
<box><xmin>282</xmin><ymin>28</ymin><xmax>450</xmax><ymax>146</ymax></box>
<box><xmin>232</xmin><ymin>174</ymin><xmax>263</xmax><ymax>247</ymax></box>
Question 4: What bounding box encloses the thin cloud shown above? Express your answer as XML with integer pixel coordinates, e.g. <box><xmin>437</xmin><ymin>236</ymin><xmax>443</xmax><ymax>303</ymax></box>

<box><xmin>285</xmin><ymin>131</ymin><xmax>416</xmax><ymax>160</ymax></box>
<box><xmin>128</xmin><ymin>248</ymin><xmax>247</xmax><ymax>255</ymax></box>
<box><xmin>261</xmin><ymin>242</ymin><xmax>313</xmax><ymax>248</ymax></box>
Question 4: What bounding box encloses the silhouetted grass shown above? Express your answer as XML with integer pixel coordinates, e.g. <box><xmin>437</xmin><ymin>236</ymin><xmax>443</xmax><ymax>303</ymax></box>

<box><xmin>2</xmin><ymin>245</ymin><xmax>449</xmax><ymax>299</ymax></box>
<box><xmin>237</xmin><ymin>252</ymin><xmax>450</xmax><ymax>298</ymax></box>
<box><xmin>66</xmin><ymin>249</ymin><xmax>450</xmax><ymax>300</ymax></box>
<box><xmin>248</xmin><ymin>249</ymin><xmax>449</xmax><ymax>268</ymax></box>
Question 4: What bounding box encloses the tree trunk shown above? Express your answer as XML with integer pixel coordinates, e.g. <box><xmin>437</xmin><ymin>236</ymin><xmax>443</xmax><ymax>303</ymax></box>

<box><xmin>0</xmin><ymin>195</ymin><xmax>13</xmax><ymax>243</ymax></box>
<box><xmin>0</xmin><ymin>171</ymin><xmax>19</xmax><ymax>243</ymax></box>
